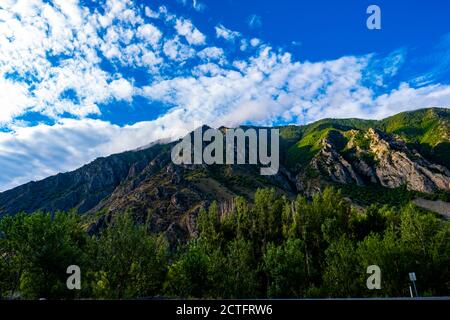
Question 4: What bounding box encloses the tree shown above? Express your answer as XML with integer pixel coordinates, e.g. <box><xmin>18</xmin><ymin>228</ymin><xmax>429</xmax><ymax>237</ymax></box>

<box><xmin>1</xmin><ymin>188</ymin><xmax>448</xmax><ymax>300</ymax></box>
<box><xmin>264</xmin><ymin>238</ymin><xmax>308</xmax><ymax>297</ymax></box>
<box><xmin>197</xmin><ymin>202</ymin><xmax>221</xmax><ymax>251</ymax></box>
<box><xmin>251</xmin><ymin>189</ymin><xmax>285</xmax><ymax>247</ymax></box>
<box><xmin>356</xmin><ymin>229</ymin><xmax>410</xmax><ymax>297</ymax></box>
<box><xmin>0</xmin><ymin>211</ymin><xmax>89</xmax><ymax>299</ymax></box>
<box><xmin>222</xmin><ymin>237</ymin><xmax>259</xmax><ymax>298</ymax></box>
<box><xmin>163</xmin><ymin>242</ymin><xmax>209</xmax><ymax>298</ymax></box>
<box><xmin>323</xmin><ymin>237</ymin><xmax>360</xmax><ymax>297</ymax></box>
<box><xmin>398</xmin><ymin>204</ymin><xmax>450</xmax><ymax>296</ymax></box>
<box><xmin>90</xmin><ymin>212</ymin><xmax>167</xmax><ymax>299</ymax></box>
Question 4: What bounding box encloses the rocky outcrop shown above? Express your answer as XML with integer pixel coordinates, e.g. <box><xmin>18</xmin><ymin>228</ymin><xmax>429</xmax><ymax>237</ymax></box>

<box><xmin>367</xmin><ymin>128</ymin><xmax>450</xmax><ymax>193</ymax></box>
<box><xmin>310</xmin><ymin>132</ymin><xmax>365</xmax><ymax>186</ymax></box>
<box><xmin>301</xmin><ymin>128</ymin><xmax>450</xmax><ymax>194</ymax></box>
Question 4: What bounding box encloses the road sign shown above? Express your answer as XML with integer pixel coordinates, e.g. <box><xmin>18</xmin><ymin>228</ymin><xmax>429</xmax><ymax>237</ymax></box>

<box><xmin>409</xmin><ymin>272</ymin><xmax>416</xmax><ymax>281</ymax></box>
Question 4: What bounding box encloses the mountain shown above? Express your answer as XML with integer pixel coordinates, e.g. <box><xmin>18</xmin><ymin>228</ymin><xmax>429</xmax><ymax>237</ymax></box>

<box><xmin>0</xmin><ymin>108</ymin><xmax>449</xmax><ymax>242</ymax></box>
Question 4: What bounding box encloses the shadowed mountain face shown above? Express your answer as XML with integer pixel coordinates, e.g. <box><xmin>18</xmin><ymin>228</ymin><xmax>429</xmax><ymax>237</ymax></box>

<box><xmin>0</xmin><ymin>108</ymin><xmax>449</xmax><ymax>242</ymax></box>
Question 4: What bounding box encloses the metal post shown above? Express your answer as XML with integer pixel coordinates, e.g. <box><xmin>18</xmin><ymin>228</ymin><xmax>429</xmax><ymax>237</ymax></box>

<box><xmin>412</xmin><ymin>280</ymin><xmax>419</xmax><ymax>298</ymax></box>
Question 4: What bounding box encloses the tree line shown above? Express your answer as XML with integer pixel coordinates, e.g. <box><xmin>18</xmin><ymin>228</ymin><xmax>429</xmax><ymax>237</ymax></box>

<box><xmin>0</xmin><ymin>188</ymin><xmax>448</xmax><ymax>299</ymax></box>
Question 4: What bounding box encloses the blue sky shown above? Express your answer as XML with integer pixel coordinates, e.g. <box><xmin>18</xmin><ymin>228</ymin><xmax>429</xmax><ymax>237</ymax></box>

<box><xmin>0</xmin><ymin>0</ymin><xmax>449</xmax><ymax>191</ymax></box>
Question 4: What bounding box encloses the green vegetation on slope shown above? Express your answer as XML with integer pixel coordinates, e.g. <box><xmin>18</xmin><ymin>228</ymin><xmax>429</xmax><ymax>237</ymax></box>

<box><xmin>380</xmin><ymin>108</ymin><xmax>449</xmax><ymax>145</ymax></box>
<box><xmin>379</xmin><ymin>108</ymin><xmax>450</xmax><ymax>167</ymax></box>
<box><xmin>284</xmin><ymin>108</ymin><xmax>450</xmax><ymax>169</ymax></box>
<box><xmin>287</xmin><ymin>127</ymin><xmax>333</xmax><ymax>167</ymax></box>
<box><xmin>1</xmin><ymin>188</ymin><xmax>448</xmax><ymax>299</ymax></box>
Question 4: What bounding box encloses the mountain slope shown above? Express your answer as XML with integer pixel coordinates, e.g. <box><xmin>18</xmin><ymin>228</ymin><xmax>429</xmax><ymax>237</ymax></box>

<box><xmin>0</xmin><ymin>108</ymin><xmax>449</xmax><ymax>241</ymax></box>
<box><xmin>379</xmin><ymin>108</ymin><xmax>450</xmax><ymax>167</ymax></box>
<box><xmin>0</xmin><ymin>145</ymin><xmax>168</xmax><ymax>215</ymax></box>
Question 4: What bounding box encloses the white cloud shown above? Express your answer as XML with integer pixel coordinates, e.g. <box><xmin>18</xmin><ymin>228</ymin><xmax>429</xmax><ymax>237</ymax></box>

<box><xmin>0</xmin><ymin>79</ymin><xmax>33</xmax><ymax>123</ymax></box>
<box><xmin>215</xmin><ymin>24</ymin><xmax>240</xmax><ymax>41</ymax></box>
<box><xmin>0</xmin><ymin>117</ymin><xmax>187</xmax><ymax>192</ymax></box>
<box><xmin>192</xmin><ymin>0</ymin><xmax>206</xmax><ymax>12</ymax></box>
<box><xmin>144</xmin><ymin>6</ymin><xmax>160</xmax><ymax>19</ymax></box>
<box><xmin>250</xmin><ymin>38</ymin><xmax>261</xmax><ymax>47</ymax></box>
<box><xmin>197</xmin><ymin>47</ymin><xmax>225</xmax><ymax>62</ymax></box>
<box><xmin>0</xmin><ymin>0</ymin><xmax>167</xmax><ymax>124</ymax></box>
<box><xmin>136</xmin><ymin>24</ymin><xmax>162</xmax><ymax>47</ymax></box>
<box><xmin>141</xmin><ymin>49</ymin><xmax>371</xmax><ymax>127</ymax></box>
<box><xmin>240</xmin><ymin>39</ymin><xmax>249</xmax><ymax>51</ymax></box>
<box><xmin>371</xmin><ymin>83</ymin><xmax>450</xmax><ymax>119</ymax></box>
<box><xmin>142</xmin><ymin>46</ymin><xmax>450</xmax><ymax>128</ymax></box>
<box><xmin>178</xmin><ymin>0</ymin><xmax>206</xmax><ymax>12</ymax></box>
<box><xmin>193</xmin><ymin>63</ymin><xmax>225</xmax><ymax>77</ymax></box>
<box><xmin>174</xmin><ymin>18</ymin><xmax>206</xmax><ymax>45</ymax></box>
<box><xmin>163</xmin><ymin>37</ymin><xmax>196</xmax><ymax>61</ymax></box>
<box><xmin>110</xmin><ymin>78</ymin><xmax>134</xmax><ymax>101</ymax></box>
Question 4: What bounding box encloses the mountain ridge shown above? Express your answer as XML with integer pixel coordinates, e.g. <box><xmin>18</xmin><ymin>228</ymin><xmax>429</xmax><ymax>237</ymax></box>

<box><xmin>0</xmin><ymin>107</ymin><xmax>449</xmax><ymax>242</ymax></box>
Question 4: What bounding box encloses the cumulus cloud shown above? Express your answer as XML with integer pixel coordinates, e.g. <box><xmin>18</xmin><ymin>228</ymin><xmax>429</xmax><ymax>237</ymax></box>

<box><xmin>144</xmin><ymin>5</ymin><xmax>172</xmax><ymax>20</ymax></box>
<box><xmin>197</xmin><ymin>47</ymin><xmax>225</xmax><ymax>62</ymax></box>
<box><xmin>163</xmin><ymin>37</ymin><xmax>196</xmax><ymax>61</ymax></box>
<box><xmin>0</xmin><ymin>79</ymin><xmax>33</xmax><ymax>123</ymax></box>
<box><xmin>0</xmin><ymin>0</ymin><xmax>153</xmax><ymax>123</ymax></box>
<box><xmin>174</xmin><ymin>18</ymin><xmax>206</xmax><ymax>45</ymax></box>
<box><xmin>136</xmin><ymin>24</ymin><xmax>163</xmax><ymax>47</ymax></box>
<box><xmin>141</xmin><ymin>49</ymin><xmax>373</xmax><ymax>127</ymax></box>
<box><xmin>371</xmin><ymin>83</ymin><xmax>450</xmax><ymax>119</ymax></box>
<box><xmin>142</xmin><ymin>46</ymin><xmax>450</xmax><ymax>129</ymax></box>
<box><xmin>250</xmin><ymin>38</ymin><xmax>261</xmax><ymax>47</ymax></box>
<box><xmin>110</xmin><ymin>78</ymin><xmax>134</xmax><ymax>101</ymax></box>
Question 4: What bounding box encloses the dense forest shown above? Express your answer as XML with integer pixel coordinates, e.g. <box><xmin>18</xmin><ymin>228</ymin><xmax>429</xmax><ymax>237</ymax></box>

<box><xmin>0</xmin><ymin>188</ymin><xmax>449</xmax><ymax>299</ymax></box>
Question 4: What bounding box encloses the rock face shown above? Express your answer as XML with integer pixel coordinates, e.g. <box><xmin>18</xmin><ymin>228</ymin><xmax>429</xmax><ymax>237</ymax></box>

<box><xmin>311</xmin><ymin>132</ymin><xmax>365</xmax><ymax>186</ymax></box>
<box><xmin>306</xmin><ymin>128</ymin><xmax>450</xmax><ymax>194</ymax></box>
<box><xmin>0</xmin><ymin>147</ymin><xmax>163</xmax><ymax>215</ymax></box>
<box><xmin>368</xmin><ymin>128</ymin><xmax>450</xmax><ymax>193</ymax></box>
<box><xmin>0</xmin><ymin>108</ymin><xmax>449</xmax><ymax>243</ymax></box>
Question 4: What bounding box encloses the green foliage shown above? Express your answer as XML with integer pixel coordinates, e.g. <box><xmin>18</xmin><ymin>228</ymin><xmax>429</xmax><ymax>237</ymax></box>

<box><xmin>353</xmin><ymin>131</ymin><xmax>371</xmax><ymax>150</ymax></box>
<box><xmin>221</xmin><ymin>237</ymin><xmax>259</xmax><ymax>298</ymax></box>
<box><xmin>380</xmin><ymin>108</ymin><xmax>449</xmax><ymax>146</ymax></box>
<box><xmin>264</xmin><ymin>239</ymin><xmax>308</xmax><ymax>297</ymax></box>
<box><xmin>379</xmin><ymin>108</ymin><xmax>450</xmax><ymax>167</ymax></box>
<box><xmin>164</xmin><ymin>242</ymin><xmax>209</xmax><ymax>298</ymax></box>
<box><xmin>0</xmin><ymin>187</ymin><xmax>449</xmax><ymax>299</ymax></box>
<box><xmin>323</xmin><ymin>237</ymin><xmax>361</xmax><ymax>297</ymax></box>
<box><xmin>87</xmin><ymin>212</ymin><xmax>168</xmax><ymax>299</ymax></box>
<box><xmin>0</xmin><ymin>211</ymin><xmax>88</xmax><ymax>299</ymax></box>
<box><xmin>338</xmin><ymin>183</ymin><xmax>420</xmax><ymax>206</ymax></box>
<box><xmin>283</xmin><ymin>107</ymin><xmax>450</xmax><ymax>169</ymax></box>
<box><xmin>286</xmin><ymin>128</ymin><xmax>329</xmax><ymax>167</ymax></box>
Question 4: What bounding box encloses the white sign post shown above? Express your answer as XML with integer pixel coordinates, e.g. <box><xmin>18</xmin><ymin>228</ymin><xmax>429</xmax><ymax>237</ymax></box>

<box><xmin>409</xmin><ymin>272</ymin><xmax>418</xmax><ymax>297</ymax></box>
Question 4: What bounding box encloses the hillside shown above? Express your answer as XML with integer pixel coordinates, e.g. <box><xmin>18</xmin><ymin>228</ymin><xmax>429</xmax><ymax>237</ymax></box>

<box><xmin>0</xmin><ymin>108</ymin><xmax>449</xmax><ymax>242</ymax></box>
